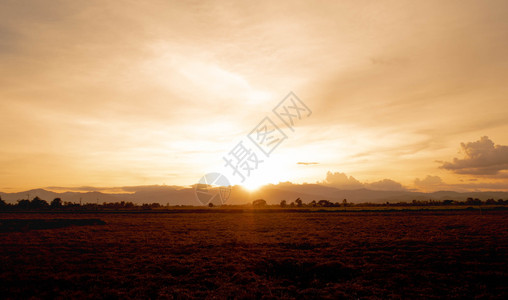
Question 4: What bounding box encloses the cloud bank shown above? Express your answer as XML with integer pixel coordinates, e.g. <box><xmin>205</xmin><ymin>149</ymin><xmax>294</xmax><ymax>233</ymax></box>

<box><xmin>440</xmin><ymin>137</ymin><xmax>508</xmax><ymax>175</ymax></box>
<box><xmin>320</xmin><ymin>171</ymin><xmax>407</xmax><ymax>191</ymax></box>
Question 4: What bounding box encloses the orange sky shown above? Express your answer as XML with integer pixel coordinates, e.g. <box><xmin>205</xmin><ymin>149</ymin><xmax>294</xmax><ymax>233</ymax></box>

<box><xmin>1</xmin><ymin>0</ymin><xmax>508</xmax><ymax>192</ymax></box>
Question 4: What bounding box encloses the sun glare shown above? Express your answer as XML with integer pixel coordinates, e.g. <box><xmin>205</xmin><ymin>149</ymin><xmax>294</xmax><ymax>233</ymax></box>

<box><xmin>241</xmin><ymin>180</ymin><xmax>264</xmax><ymax>192</ymax></box>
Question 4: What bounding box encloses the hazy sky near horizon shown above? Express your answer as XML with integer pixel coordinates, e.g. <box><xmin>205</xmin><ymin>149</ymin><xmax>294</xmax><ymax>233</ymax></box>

<box><xmin>1</xmin><ymin>0</ymin><xmax>508</xmax><ymax>192</ymax></box>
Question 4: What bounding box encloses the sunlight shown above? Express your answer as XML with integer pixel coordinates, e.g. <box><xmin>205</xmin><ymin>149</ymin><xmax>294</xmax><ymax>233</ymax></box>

<box><xmin>223</xmin><ymin>152</ymin><xmax>302</xmax><ymax>192</ymax></box>
<box><xmin>241</xmin><ymin>179</ymin><xmax>265</xmax><ymax>192</ymax></box>
<box><xmin>237</xmin><ymin>161</ymin><xmax>287</xmax><ymax>191</ymax></box>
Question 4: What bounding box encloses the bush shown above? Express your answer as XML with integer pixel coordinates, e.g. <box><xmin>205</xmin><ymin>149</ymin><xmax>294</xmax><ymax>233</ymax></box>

<box><xmin>31</xmin><ymin>197</ymin><xmax>49</xmax><ymax>209</ymax></box>
<box><xmin>51</xmin><ymin>198</ymin><xmax>63</xmax><ymax>208</ymax></box>
<box><xmin>252</xmin><ymin>199</ymin><xmax>266</xmax><ymax>207</ymax></box>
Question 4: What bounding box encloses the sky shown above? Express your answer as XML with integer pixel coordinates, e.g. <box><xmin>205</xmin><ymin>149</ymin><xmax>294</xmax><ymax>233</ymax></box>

<box><xmin>1</xmin><ymin>0</ymin><xmax>508</xmax><ymax>193</ymax></box>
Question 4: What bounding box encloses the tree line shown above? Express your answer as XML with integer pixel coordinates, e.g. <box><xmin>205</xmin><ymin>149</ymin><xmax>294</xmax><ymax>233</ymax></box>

<box><xmin>0</xmin><ymin>195</ymin><xmax>507</xmax><ymax>211</ymax></box>
<box><xmin>0</xmin><ymin>196</ymin><xmax>162</xmax><ymax>211</ymax></box>
<box><xmin>275</xmin><ymin>198</ymin><xmax>507</xmax><ymax>207</ymax></box>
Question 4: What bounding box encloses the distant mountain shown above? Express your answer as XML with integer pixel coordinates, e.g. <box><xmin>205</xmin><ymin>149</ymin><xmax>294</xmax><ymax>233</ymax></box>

<box><xmin>1</xmin><ymin>184</ymin><xmax>507</xmax><ymax>206</ymax></box>
<box><xmin>256</xmin><ymin>184</ymin><xmax>508</xmax><ymax>204</ymax></box>
<box><xmin>0</xmin><ymin>189</ymin><xmax>130</xmax><ymax>204</ymax></box>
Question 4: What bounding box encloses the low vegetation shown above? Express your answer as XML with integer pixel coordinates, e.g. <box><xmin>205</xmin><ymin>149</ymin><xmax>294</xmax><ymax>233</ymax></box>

<box><xmin>1</xmin><ymin>195</ymin><xmax>506</xmax><ymax>212</ymax></box>
<box><xmin>0</xmin><ymin>211</ymin><xmax>506</xmax><ymax>298</ymax></box>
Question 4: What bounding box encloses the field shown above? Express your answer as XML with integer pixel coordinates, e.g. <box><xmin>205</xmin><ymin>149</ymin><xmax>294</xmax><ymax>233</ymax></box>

<box><xmin>1</xmin><ymin>210</ymin><xmax>507</xmax><ymax>299</ymax></box>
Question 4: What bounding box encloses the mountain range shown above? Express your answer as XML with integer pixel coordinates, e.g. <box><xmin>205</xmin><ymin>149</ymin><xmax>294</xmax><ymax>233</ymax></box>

<box><xmin>2</xmin><ymin>184</ymin><xmax>508</xmax><ymax>206</ymax></box>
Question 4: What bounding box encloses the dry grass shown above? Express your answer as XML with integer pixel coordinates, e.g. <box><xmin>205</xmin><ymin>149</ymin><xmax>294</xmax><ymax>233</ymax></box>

<box><xmin>1</xmin><ymin>211</ymin><xmax>507</xmax><ymax>299</ymax></box>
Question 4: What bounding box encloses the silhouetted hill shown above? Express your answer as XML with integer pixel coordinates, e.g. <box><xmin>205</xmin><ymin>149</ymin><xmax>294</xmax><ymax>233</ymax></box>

<box><xmin>0</xmin><ymin>189</ymin><xmax>129</xmax><ymax>204</ymax></box>
<box><xmin>1</xmin><ymin>184</ymin><xmax>507</xmax><ymax>206</ymax></box>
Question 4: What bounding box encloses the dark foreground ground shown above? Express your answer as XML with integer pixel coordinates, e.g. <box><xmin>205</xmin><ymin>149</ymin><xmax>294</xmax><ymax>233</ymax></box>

<box><xmin>0</xmin><ymin>211</ymin><xmax>507</xmax><ymax>299</ymax></box>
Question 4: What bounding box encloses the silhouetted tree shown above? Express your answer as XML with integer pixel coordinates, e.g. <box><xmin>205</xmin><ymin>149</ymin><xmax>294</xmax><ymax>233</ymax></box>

<box><xmin>0</xmin><ymin>196</ymin><xmax>7</xmax><ymax>209</ymax></box>
<box><xmin>17</xmin><ymin>199</ymin><xmax>31</xmax><ymax>209</ymax></box>
<box><xmin>208</xmin><ymin>202</ymin><xmax>214</xmax><ymax>208</ymax></box>
<box><xmin>31</xmin><ymin>197</ymin><xmax>49</xmax><ymax>209</ymax></box>
<box><xmin>252</xmin><ymin>199</ymin><xmax>267</xmax><ymax>207</ymax></box>
<box><xmin>51</xmin><ymin>198</ymin><xmax>62</xmax><ymax>208</ymax></box>
<box><xmin>280</xmin><ymin>200</ymin><xmax>287</xmax><ymax>207</ymax></box>
<box><xmin>295</xmin><ymin>198</ymin><xmax>303</xmax><ymax>207</ymax></box>
<box><xmin>310</xmin><ymin>200</ymin><xmax>317</xmax><ymax>207</ymax></box>
<box><xmin>318</xmin><ymin>200</ymin><xmax>332</xmax><ymax>207</ymax></box>
<box><xmin>486</xmin><ymin>198</ymin><xmax>496</xmax><ymax>205</ymax></box>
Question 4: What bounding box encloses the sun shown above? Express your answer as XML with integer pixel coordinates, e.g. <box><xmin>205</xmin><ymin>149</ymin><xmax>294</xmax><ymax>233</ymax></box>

<box><xmin>220</xmin><ymin>154</ymin><xmax>290</xmax><ymax>192</ymax></box>
<box><xmin>241</xmin><ymin>179</ymin><xmax>265</xmax><ymax>192</ymax></box>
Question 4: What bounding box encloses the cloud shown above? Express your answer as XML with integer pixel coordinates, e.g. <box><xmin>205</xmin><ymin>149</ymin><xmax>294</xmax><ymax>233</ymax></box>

<box><xmin>414</xmin><ymin>175</ymin><xmax>445</xmax><ymax>187</ymax></box>
<box><xmin>440</xmin><ymin>137</ymin><xmax>508</xmax><ymax>175</ymax></box>
<box><xmin>2</xmin><ymin>1</ymin><xmax>508</xmax><ymax>191</ymax></box>
<box><xmin>45</xmin><ymin>186</ymin><xmax>133</xmax><ymax>193</ymax></box>
<box><xmin>320</xmin><ymin>171</ymin><xmax>364</xmax><ymax>189</ymax></box>
<box><xmin>120</xmin><ymin>185</ymin><xmax>185</xmax><ymax>193</ymax></box>
<box><xmin>46</xmin><ymin>185</ymin><xmax>187</xmax><ymax>194</ymax></box>
<box><xmin>414</xmin><ymin>175</ymin><xmax>448</xmax><ymax>192</ymax></box>
<box><xmin>320</xmin><ymin>171</ymin><xmax>406</xmax><ymax>191</ymax></box>
<box><xmin>297</xmin><ymin>162</ymin><xmax>319</xmax><ymax>165</ymax></box>
<box><xmin>366</xmin><ymin>179</ymin><xmax>406</xmax><ymax>191</ymax></box>
<box><xmin>414</xmin><ymin>175</ymin><xmax>508</xmax><ymax>192</ymax></box>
